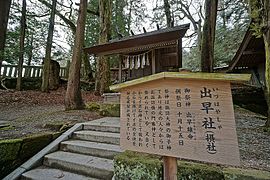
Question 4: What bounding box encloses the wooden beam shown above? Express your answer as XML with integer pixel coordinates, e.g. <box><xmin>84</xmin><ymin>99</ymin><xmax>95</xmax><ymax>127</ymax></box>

<box><xmin>161</xmin><ymin>52</ymin><xmax>177</xmax><ymax>57</ymax></box>
<box><xmin>177</xmin><ymin>39</ymin><xmax>182</xmax><ymax>68</ymax></box>
<box><xmin>2</xmin><ymin>66</ymin><xmax>7</xmax><ymax>77</ymax></box>
<box><xmin>242</xmin><ymin>50</ymin><xmax>264</xmax><ymax>55</ymax></box>
<box><xmin>151</xmin><ymin>50</ymin><xmax>156</xmax><ymax>74</ymax></box>
<box><xmin>228</xmin><ymin>30</ymin><xmax>253</xmax><ymax>71</ymax></box>
<box><xmin>163</xmin><ymin>156</ymin><xmax>177</xmax><ymax>180</ymax></box>
<box><xmin>118</xmin><ymin>56</ymin><xmax>122</xmax><ymax>83</ymax></box>
<box><xmin>143</xmin><ymin>27</ymin><xmax>147</xmax><ymax>33</ymax></box>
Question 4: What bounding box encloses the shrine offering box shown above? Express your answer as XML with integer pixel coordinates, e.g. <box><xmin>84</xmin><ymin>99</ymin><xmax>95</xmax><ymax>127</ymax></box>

<box><xmin>110</xmin><ymin>72</ymin><xmax>250</xmax><ymax>166</ymax></box>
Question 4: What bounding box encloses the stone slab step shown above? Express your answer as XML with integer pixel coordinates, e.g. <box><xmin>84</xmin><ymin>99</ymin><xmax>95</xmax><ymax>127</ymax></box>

<box><xmin>21</xmin><ymin>166</ymin><xmax>100</xmax><ymax>180</ymax></box>
<box><xmin>73</xmin><ymin>130</ymin><xmax>120</xmax><ymax>145</ymax></box>
<box><xmin>61</xmin><ymin>140</ymin><xmax>123</xmax><ymax>159</ymax></box>
<box><xmin>83</xmin><ymin>117</ymin><xmax>120</xmax><ymax>133</ymax></box>
<box><xmin>44</xmin><ymin>151</ymin><xmax>114</xmax><ymax>179</ymax></box>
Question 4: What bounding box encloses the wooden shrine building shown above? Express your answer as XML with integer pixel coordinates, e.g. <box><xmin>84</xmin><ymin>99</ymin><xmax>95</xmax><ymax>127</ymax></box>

<box><xmin>84</xmin><ymin>24</ymin><xmax>190</xmax><ymax>83</ymax></box>
<box><xmin>226</xmin><ymin>28</ymin><xmax>265</xmax><ymax>87</ymax></box>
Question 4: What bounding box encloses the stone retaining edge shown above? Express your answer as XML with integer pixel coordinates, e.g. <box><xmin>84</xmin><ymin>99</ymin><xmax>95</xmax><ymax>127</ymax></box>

<box><xmin>3</xmin><ymin>123</ymin><xmax>83</xmax><ymax>180</ymax></box>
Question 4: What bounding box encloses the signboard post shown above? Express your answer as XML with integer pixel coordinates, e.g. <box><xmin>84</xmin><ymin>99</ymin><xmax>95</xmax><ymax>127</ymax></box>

<box><xmin>110</xmin><ymin>72</ymin><xmax>250</xmax><ymax>179</ymax></box>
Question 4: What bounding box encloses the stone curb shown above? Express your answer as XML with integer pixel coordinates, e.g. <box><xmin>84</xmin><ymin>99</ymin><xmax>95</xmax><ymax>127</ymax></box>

<box><xmin>3</xmin><ymin>123</ymin><xmax>83</xmax><ymax>180</ymax></box>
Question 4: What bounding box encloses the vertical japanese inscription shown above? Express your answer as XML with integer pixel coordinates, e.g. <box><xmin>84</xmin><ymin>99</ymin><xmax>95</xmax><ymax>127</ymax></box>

<box><xmin>200</xmin><ymin>87</ymin><xmax>221</xmax><ymax>154</ymax></box>
<box><xmin>120</xmin><ymin>79</ymin><xmax>240</xmax><ymax>166</ymax></box>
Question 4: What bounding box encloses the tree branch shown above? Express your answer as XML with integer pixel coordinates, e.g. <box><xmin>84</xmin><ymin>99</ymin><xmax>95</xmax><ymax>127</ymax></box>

<box><xmin>38</xmin><ymin>0</ymin><xmax>76</xmax><ymax>34</ymax></box>
<box><xmin>75</xmin><ymin>2</ymin><xmax>99</xmax><ymax>16</ymax></box>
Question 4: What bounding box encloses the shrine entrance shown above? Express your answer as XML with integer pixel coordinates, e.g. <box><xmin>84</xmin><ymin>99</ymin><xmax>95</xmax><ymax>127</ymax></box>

<box><xmin>84</xmin><ymin>24</ymin><xmax>190</xmax><ymax>83</ymax></box>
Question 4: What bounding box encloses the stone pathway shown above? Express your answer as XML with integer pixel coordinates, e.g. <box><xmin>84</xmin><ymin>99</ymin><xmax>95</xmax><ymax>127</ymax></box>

<box><xmin>5</xmin><ymin>117</ymin><xmax>121</xmax><ymax>180</ymax></box>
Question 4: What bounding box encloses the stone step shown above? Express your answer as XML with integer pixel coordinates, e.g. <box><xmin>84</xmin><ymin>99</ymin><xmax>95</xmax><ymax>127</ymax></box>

<box><xmin>83</xmin><ymin>117</ymin><xmax>120</xmax><ymax>133</ymax></box>
<box><xmin>44</xmin><ymin>151</ymin><xmax>114</xmax><ymax>179</ymax></box>
<box><xmin>61</xmin><ymin>140</ymin><xmax>123</xmax><ymax>159</ymax></box>
<box><xmin>73</xmin><ymin>130</ymin><xmax>120</xmax><ymax>145</ymax></box>
<box><xmin>83</xmin><ymin>123</ymin><xmax>120</xmax><ymax>133</ymax></box>
<box><xmin>21</xmin><ymin>166</ymin><xmax>100</xmax><ymax>180</ymax></box>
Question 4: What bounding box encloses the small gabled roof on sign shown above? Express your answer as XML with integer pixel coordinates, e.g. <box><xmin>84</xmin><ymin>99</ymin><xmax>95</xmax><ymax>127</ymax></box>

<box><xmin>110</xmin><ymin>72</ymin><xmax>251</xmax><ymax>91</ymax></box>
<box><xmin>84</xmin><ymin>24</ymin><xmax>190</xmax><ymax>56</ymax></box>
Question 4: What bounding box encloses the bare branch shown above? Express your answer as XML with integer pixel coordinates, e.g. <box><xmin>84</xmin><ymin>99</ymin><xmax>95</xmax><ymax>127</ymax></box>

<box><xmin>37</xmin><ymin>0</ymin><xmax>76</xmax><ymax>34</ymax></box>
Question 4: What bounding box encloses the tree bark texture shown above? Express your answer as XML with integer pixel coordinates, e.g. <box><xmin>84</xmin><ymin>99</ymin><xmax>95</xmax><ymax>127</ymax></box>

<box><xmin>27</xmin><ymin>34</ymin><xmax>34</xmax><ymax>66</ymax></box>
<box><xmin>16</xmin><ymin>0</ymin><xmax>27</xmax><ymax>91</ymax></box>
<box><xmin>0</xmin><ymin>0</ymin><xmax>12</xmax><ymax>76</ymax></box>
<box><xmin>41</xmin><ymin>0</ymin><xmax>57</xmax><ymax>92</ymax></box>
<box><xmin>65</xmin><ymin>0</ymin><xmax>88</xmax><ymax>110</ymax></box>
<box><xmin>49</xmin><ymin>60</ymin><xmax>60</xmax><ymax>90</ymax></box>
<box><xmin>263</xmin><ymin>0</ymin><xmax>270</xmax><ymax>127</ymax></box>
<box><xmin>200</xmin><ymin>0</ymin><xmax>218</xmax><ymax>72</ymax></box>
<box><xmin>95</xmin><ymin>0</ymin><xmax>112</xmax><ymax>95</ymax></box>
<box><xmin>163</xmin><ymin>0</ymin><xmax>173</xmax><ymax>27</ymax></box>
<box><xmin>82</xmin><ymin>51</ymin><xmax>92</xmax><ymax>80</ymax></box>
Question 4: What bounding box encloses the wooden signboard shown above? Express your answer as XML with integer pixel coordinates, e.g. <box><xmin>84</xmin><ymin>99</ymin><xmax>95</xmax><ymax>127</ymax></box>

<box><xmin>110</xmin><ymin>72</ymin><xmax>250</xmax><ymax>168</ymax></box>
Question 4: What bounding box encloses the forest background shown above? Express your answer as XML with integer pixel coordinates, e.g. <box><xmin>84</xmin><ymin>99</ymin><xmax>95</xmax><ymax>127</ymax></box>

<box><xmin>1</xmin><ymin>0</ymin><xmax>249</xmax><ymax>73</ymax></box>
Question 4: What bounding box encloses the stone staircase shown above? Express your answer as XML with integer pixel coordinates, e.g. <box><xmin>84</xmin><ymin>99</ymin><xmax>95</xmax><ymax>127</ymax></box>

<box><xmin>21</xmin><ymin>118</ymin><xmax>121</xmax><ymax>180</ymax></box>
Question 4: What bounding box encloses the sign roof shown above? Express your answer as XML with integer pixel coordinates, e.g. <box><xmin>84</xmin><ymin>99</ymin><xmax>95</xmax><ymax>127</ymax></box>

<box><xmin>110</xmin><ymin>72</ymin><xmax>251</xmax><ymax>91</ymax></box>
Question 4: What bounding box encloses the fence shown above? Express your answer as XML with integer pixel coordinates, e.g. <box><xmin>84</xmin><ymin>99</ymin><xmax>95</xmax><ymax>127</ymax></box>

<box><xmin>0</xmin><ymin>65</ymin><xmax>68</xmax><ymax>78</ymax></box>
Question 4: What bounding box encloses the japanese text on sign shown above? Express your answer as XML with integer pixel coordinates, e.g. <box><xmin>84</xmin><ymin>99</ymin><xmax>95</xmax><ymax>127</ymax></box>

<box><xmin>120</xmin><ymin>79</ymin><xmax>240</xmax><ymax>166</ymax></box>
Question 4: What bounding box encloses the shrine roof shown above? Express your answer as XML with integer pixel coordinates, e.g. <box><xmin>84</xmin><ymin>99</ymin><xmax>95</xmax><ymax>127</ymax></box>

<box><xmin>109</xmin><ymin>72</ymin><xmax>251</xmax><ymax>91</ymax></box>
<box><xmin>227</xmin><ymin>27</ymin><xmax>265</xmax><ymax>72</ymax></box>
<box><xmin>84</xmin><ymin>24</ymin><xmax>190</xmax><ymax>56</ymax></box>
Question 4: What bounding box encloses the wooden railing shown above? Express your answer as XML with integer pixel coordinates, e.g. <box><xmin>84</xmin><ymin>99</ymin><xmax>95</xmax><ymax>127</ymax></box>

<box><xmin>0</xmin><ymin>65</ymin><xmax>68</xmax><ymax>78</ymax></box>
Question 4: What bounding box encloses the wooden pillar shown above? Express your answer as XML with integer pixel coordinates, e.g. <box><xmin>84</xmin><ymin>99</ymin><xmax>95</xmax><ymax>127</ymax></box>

<box><xmin>37</xmin><ymin>68</ymin><xmax>41</xmax><ymax>77</ymax></box>
<box><xmin>8</xmin><ymin>66</ymin><xmax>13</xmax><ymax>77</ymax></box>
<box><xmin>3</xmin><ymin>66</ymin><xmax>7</xmax><ymax>77</ymax></box>
<box><xmin>13</xmin><ymin>67</ymin><xmax>17</xmax><ymax>77</ymax></box>
<box><xmin>118</xmin><ymin>56</ymin><xmax>122</xmax><ymax>83</ymax></box>
<box><xmin>151</xmin><ymin>49</ymin><xmax>156</xmax><ymax>74</ymax></box>
<box><xmin>26</xmin><ymin>67</ymin><xmax>29</xmax><ymax>77</ymax></box>
<box><xmin>34</xmin><ymin>67</ymin><xmax>37</xmax><ymax>77</ymax></box>
<box><xmin>163</xmin><ymin>156</ymin><xmax>177</xmax><ymax>180</ymax></box>
<box><xmin>177</xmin><ymin>39</ymin><xmax>182</xmax><ymax>68</ymax></box>
<box><xmin>66</xmin><ymin>60</ymin><xmax>70</xmax><ymax>78</ymax></box>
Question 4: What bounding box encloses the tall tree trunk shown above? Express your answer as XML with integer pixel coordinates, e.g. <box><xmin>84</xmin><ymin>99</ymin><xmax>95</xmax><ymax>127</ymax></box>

<box><xmin>263</xmin><ymin>0</ymin><xmax>270</xmax><ymax>127</ymax></box>
<box><xmin>65</xmin><ymin>0</ymin><xmax>87</xmax><ymax>110</ymax></box>
<box><xmin>95</xmin><ymin>0</ymin><xmax>112</xmax><ymax>95</ymax></box>
<box><xmin>41</xmin><ymin>0</ymin><xmax>57</xmax><ymax>92</ymax></box>
<box><xmin>197</xmin><ymin>19</ymin><xmax>202</xmax><ymax>51</ymax></box>
<box><xmin>25</xmin><ymin>34</ymin><xmax>33</xmax><ymax>77</ymax></box>
<box><xmin>200</xmin><ymin>0</ymin><xmax>218</xmax><ymax>72</ymax></box>
<box><xmin>263</xmin><ymin>34</ymin><xmax>270</xmax><ymax>127</ymax></box>
<box><xmin>163</xmin><ymin>0</ymin><xmax>173</xmax><ymax>27</ymax></box>
<box><xmin>16</xmin><ymin>0</ymin><xmax>27</xmax><ymax>91</ymax></box>
<box><xmin>82</xmin><ymin>51</ymin><xmax>92</xmax><ymax>80</ymax></box>
<box><xmin>27</xmin><ymin>34</ymin><xmax>34</xmax><ymax>66</ymax></box>
<box><xmin>0</xmin><ymin>0</ymin><xmax>12</xmax><ymax>76</ymax></box>
<box><xmin>127</xmin><ymin>0</ymin><xmax>133</xmax><ymax>32</ymax></box>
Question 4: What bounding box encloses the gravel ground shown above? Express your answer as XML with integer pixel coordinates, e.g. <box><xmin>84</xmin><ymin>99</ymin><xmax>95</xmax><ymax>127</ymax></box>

<box><xmin>0</xmin><ymin>88</ymin><xmax>102</xmax><ymax>139</ymax></box>
<box><xmin>234</xmin><ymin>106</ymin><xmax>270</xmax><ymax>171</ymax></box>
<box><xmin>0</xmin><ymin>104</ymin><xmax>101</xmax><ymax>139</ymax></box>
<box><xmin>0</xmin><ymin>89</ymin><xmax>269</xmax><ymax>171</ymax></box>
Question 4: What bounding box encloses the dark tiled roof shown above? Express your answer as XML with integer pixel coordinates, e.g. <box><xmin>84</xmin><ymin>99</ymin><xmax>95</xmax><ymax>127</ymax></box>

<box><xmin>84</xmin><ymin>24</ymin><xmax>190</xmax><ymax>56</ymax></box>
